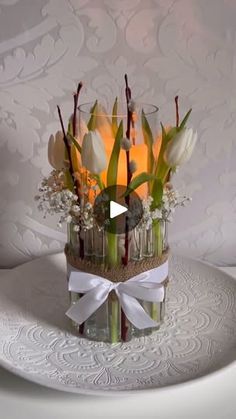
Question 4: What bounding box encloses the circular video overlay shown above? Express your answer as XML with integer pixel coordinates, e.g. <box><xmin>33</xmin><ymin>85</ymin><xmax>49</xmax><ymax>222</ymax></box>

<box><xmin>94</xmin><ymin>185</ymin><xmax>143</xmax><ymax>235</ymax></box>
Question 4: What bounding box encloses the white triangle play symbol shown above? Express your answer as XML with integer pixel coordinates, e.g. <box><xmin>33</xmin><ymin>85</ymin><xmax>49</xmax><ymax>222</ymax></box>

<box><xmin>110</xmin><ymin>200</ymin><xmax>128</xmax><ymax>219</ymax></box>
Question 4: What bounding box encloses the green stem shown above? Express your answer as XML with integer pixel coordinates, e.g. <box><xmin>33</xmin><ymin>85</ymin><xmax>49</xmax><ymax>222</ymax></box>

<box><xmin>94</xmin><ymin>174</ymin><xmax>104</xmax><ymax>191</ymax></box>
<box><xmin>153</xmin><ymin>220</ymin><xmax>163</xmax><ymax>257</ymax></box>
<box><xmin>150</xmin><ymin>228</ymin><xmax>161</xmax><ymax>324</ymax></box>
<box><xmin>107</xmin><ymin>231</ymin><xmax>118</xmax><ymax>267</ymax></box>
<box><xmin>151</xmin><ymin>302</ymin><xmax>161</xmax><ymax>324</ymax></box>
<box><xmin>155</xmin><ymin>163</ymin><xmax>170</xmax><ymax>185</ymax></box>
<box><xmin>151</xmin><ymin>303</ymin><xmax>158</xmax><ymax>321</ymax></box>
<box><xmin>107</xmin><ymin>231</ymin><xmax>119</xmax><ymax>343</ymax></box>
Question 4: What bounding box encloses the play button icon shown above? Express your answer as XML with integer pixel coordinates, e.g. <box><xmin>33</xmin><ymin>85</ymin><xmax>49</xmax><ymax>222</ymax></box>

<box><xmin>110</xmin><ymin>201</ymin><xmax>128</xmax><ymax>219</ymax></box>
<box><xmin>94</xmin><ymin>185</ymin><xmax>143</xmax><ymax>234</ymax></box>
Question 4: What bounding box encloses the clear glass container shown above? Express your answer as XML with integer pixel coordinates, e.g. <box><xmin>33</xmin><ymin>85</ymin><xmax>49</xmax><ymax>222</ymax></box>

<box><xmin>66</xmin><ymin>219</ymin><xmax>168</xmax><ymax>343</ymax></box>
<box><xmin>66</xmin><ymin>101</ymin><xmax>169</xmax><ymax>343</ymax></box>
<box><xmin>68</xmin><ymin>288</ymin><xmax>166</xmax><ymax>343</ymax></box>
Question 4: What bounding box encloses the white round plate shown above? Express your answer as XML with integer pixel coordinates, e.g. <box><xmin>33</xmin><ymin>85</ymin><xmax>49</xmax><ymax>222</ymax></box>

<box><xmin>0</xmin><ymin>253</ymin><xmax>235</xmax><ymax>395</ymax></box>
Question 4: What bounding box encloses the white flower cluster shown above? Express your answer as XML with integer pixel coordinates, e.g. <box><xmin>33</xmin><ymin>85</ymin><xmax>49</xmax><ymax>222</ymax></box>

<box><xmin>35</xmin><ymin>170</ymin><xmax>191</xmax><ymax>231</ymax></box>
<box><xmin>161</xmin><ymin>186</ymin><xmax>192</xmax><ymax>222</ymax></box>
<box><xmin>35</xmin><ymin>170</ymin><xmax>78</xmax><ymax>227</ymax></box>
<box><xmin>141</xmin><ymin>196</ymin><xmax>162</xmax><ymax>230</ymax></box>
<box><xmin>140</xmin><ymin>186</ymin><xmax>191</xmax><ymax>228</ymax></box>
<box><xmin>71</xmin><ymin>202</ymin><xmax>94</xmax><ymax>232</ymax></box>
<box><xmin>35</xmin><ymin>170</ymin><xmax>95</xmax><ymax>230</ymax></box>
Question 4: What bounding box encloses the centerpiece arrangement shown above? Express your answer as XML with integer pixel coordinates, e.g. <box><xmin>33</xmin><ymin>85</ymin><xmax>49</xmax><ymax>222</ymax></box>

<box><xmin>36</xmin><ymin>75</ymin><xmax>197</xmax><ymax>343</ymax></box>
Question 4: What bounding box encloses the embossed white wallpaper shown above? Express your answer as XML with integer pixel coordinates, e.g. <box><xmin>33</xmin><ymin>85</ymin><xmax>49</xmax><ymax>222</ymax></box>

<box><xmin>0</xmin><ymin>0</ymin><xmax>235</xmax><ymax>268</ymax></box>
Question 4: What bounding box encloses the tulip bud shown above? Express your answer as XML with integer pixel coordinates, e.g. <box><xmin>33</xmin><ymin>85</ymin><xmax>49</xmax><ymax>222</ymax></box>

<box><xmin>48</xmin><ymin>131</ymin><xmax>66</xmax><ymax>170</ymax></box>
<box><xmin>81</xmin><ymin>130</ymin><xmax>107</xmax><ymax>174</ymax></box>
<box><xmin>164</xmin><ymin>128</ymin><xmax>197</xmax><ymax>168</ymax></box>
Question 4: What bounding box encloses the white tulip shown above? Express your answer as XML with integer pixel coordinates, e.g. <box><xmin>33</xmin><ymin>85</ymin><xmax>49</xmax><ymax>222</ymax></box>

<box><xmin>81</xmin><ymin>130</ymin><xmax>107</xmax><ymax>174</ymax></box>
<box><xmin>164</xmin><ymin>128</ymin><xmax>197</xmax><ymax>168</ymax></box>
<box><xmin>48</xmin><ymin>131</ymin><xmax>66</xmax><ymax>170</ymax></box>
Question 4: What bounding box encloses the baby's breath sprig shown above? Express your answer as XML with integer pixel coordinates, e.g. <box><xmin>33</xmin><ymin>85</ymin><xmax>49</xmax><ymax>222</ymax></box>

<box><xmin>35</xmin><ymin>170</ymin><xmax>78</xmax><ymax>228</ymax></box>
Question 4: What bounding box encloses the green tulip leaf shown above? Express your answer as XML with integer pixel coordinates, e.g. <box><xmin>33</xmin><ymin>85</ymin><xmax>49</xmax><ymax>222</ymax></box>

<box><xmin>142</xmin><ymin>110</ymin><xmax>154</xmax><ymax>145</ymax></box>
<box><xmin>67</xmin><ymin>133</ymin><xmax>82</xmax><ymax>153</ymax></box>
<box><xmin>154</xmin><ymin>124</ymin><xmax>177</xmax><ymax>182</ymax></box>
<box><xmin>123</xmin><ymin>172</ymin><xmax>159</xmax><ymax>196</ymax></box>
<box><xmin>93</xmin><ymin>174</ymin><xmax>105</xmax><ymax>190</ymax></box>
<box><xmin>179</xmin><ymin>109</ymin><xmax>192</xmax><ymax>130</ymax></box>
<box><xmin>67</xmin><ymin>119</ymin><xmax>73</xmax><ymax>136</ymax></box>
<box><xmin>142</xmin><ymin>110</ymin><xmax>155</xmax><ymax>174</ymax></box>
<box><xmin>161</xmin><ymin>124</ymin><xmax>178</xmax><ymax>142</ymax></box>
<box><xmin>107</xmin><ymin>120</ymin><xmax>123</xmax><ymax>187</ymax></box>
<box><xmin>87</xmin><ymin>100</ymin><xmax>98</xmax><ymax>131</ymax></box>
<box><xmin>160</xmin><ymin>122</ymin><xmax>166</xmax><ymax>136</ymax></box>
<box><xmin>112</xmin><ymin>97</ymin><xmax>118</xmax><ymax>137</ymax></box>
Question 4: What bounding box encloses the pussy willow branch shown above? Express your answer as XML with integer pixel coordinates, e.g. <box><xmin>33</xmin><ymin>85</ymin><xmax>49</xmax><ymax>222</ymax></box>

<box><xmin>123</xmin><ymin>74</ymin><xmax>132</xmax><ymax>266</ymax></box>
<box><xmin>124</xmin><ymin>74</ymin><xmax>132</xmax><ymax>186</ymax></box>
<box><xmin>175</xmin><ymin>96</ymin><xmax>179</xmax><ymax>128</ymax></box>
<box><xmin>72</xmin><ymin>82</ymin><xmax>85</xmax><ymax>261</ymax></box>
<box><xmin>121</xmin><ymin>73</ymin><xmax>133</xmax><ymax>341</ymax></box>
<box><xmin>73</xmin><ymin>81</ymin><xmax>83</xmax><ymax>137</ymax></box>
<box><xmin>72</xmin><ymin>81</ymin><xmax>83</xmax><ymax>199</ymax></box>
<box><xmin>57</xmin><ymin>105</ymin><xmax>74</xmax><ymax>182</ymax></box>
<box><xmin>167</xmin><ymin>96</ymin><xmax>180</xmax><ymax>183</ymax></box>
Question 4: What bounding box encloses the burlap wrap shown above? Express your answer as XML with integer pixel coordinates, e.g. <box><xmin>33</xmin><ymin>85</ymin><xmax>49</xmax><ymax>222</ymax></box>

<box><xmin>65</xmin><ymin>244</ymin><xmax>169</xmax><ymax>285</ymax></box>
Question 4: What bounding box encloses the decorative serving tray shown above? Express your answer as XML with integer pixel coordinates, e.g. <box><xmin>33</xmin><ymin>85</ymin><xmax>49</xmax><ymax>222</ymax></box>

<box><xmin>0</xmin><ymin>253</ymin><xmax>235</xmax><ymax>395</ymax></box>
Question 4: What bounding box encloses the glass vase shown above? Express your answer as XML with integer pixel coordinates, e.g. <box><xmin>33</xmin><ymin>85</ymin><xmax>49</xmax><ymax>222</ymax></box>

<box><xmin>66</xmin><ymin>219</ymin><xmax>168</xmax><ymax>343</ymax></box>
<box><xmin>65</xmin><ymin>101</ymin><xmax>169</xmax><ymax>343</ymax></box>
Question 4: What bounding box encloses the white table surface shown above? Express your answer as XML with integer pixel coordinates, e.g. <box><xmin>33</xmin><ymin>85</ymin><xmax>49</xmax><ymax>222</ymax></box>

<box><xmin>0</xmin><ymin>263</ymin><xmax>235</xmax><ymax>419</ymax></box>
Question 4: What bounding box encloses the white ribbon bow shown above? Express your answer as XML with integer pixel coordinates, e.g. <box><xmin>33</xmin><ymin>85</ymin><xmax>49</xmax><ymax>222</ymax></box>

<box><xmin>66</xmin><ymin>261</ymin><xmax>168</xmax><ymax>329</ymax></box>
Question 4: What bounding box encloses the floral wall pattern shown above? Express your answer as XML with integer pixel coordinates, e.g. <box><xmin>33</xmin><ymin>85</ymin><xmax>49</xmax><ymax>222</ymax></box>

<box><xmin>0</xmin><ymin>0</ymin><xmax>235</xmax><ymax>267</ymax></box>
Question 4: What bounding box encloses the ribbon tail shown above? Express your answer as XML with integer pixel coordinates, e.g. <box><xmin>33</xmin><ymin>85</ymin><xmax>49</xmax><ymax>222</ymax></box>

<box><xmin>120</xmin><ymin>282</ymin><xmax>165</xmax><ymax>302</ymax></box>
<box><xmin>118</xmin><ymin>292</ymin><xmax>159</xmax><ymax>330</ymax></box>
<box><xmin>66</xmin><ymin>284</ymin><xmax>109</xmax><ymax>325</ymax></box>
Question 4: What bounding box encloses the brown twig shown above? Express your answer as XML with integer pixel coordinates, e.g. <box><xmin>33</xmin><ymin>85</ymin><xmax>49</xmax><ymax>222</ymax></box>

<box><xmin>72</xmin><ymin>83</ymin><xmax>85</xmax><ymax>261</ymax></box>
<box><xmin>175</xmin><ymin>96</ymin><xmax>179</xmax><ymax>128</ymax></box>
<box><xmin>57</xmin><ymin>105</ymin><xmax>74</xmax><ymax>181</ymax></box>
<box><xmin>124</xmin><ymin>74</ymin><xmax>131</xmax><ymax>137</ymax></box>
<box><xmin>131</xmin><ymin>120</ymin><xmax>135</xmax><ymax>145</ymax></box>
<box><xmin>124</xmin><ymin>74</ymin><xmax>132</xmax><ymax>186</ymax></box>
<box><xmin>72</xmin><ymin>82</ymin><xmax>83</xmax><ymax>199</ymax></box>
<box><xmin>73</xmin><ymin>82</ymin><xmax>83</xmax><ymax>137</ymax></box>
<box><xmin>123</xmin><ymin>74</ymin><xmax>132</xmax><ymax>266</ymax></box>
<box><xmin>121</xmin><ymin>309</ymin><xmax>129</xmax><ymax>342</ymax></box>
<box><xmin>121</xmin><ymin>74</ymin><xmax>133</xmax><ymax>341</ymax></box>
